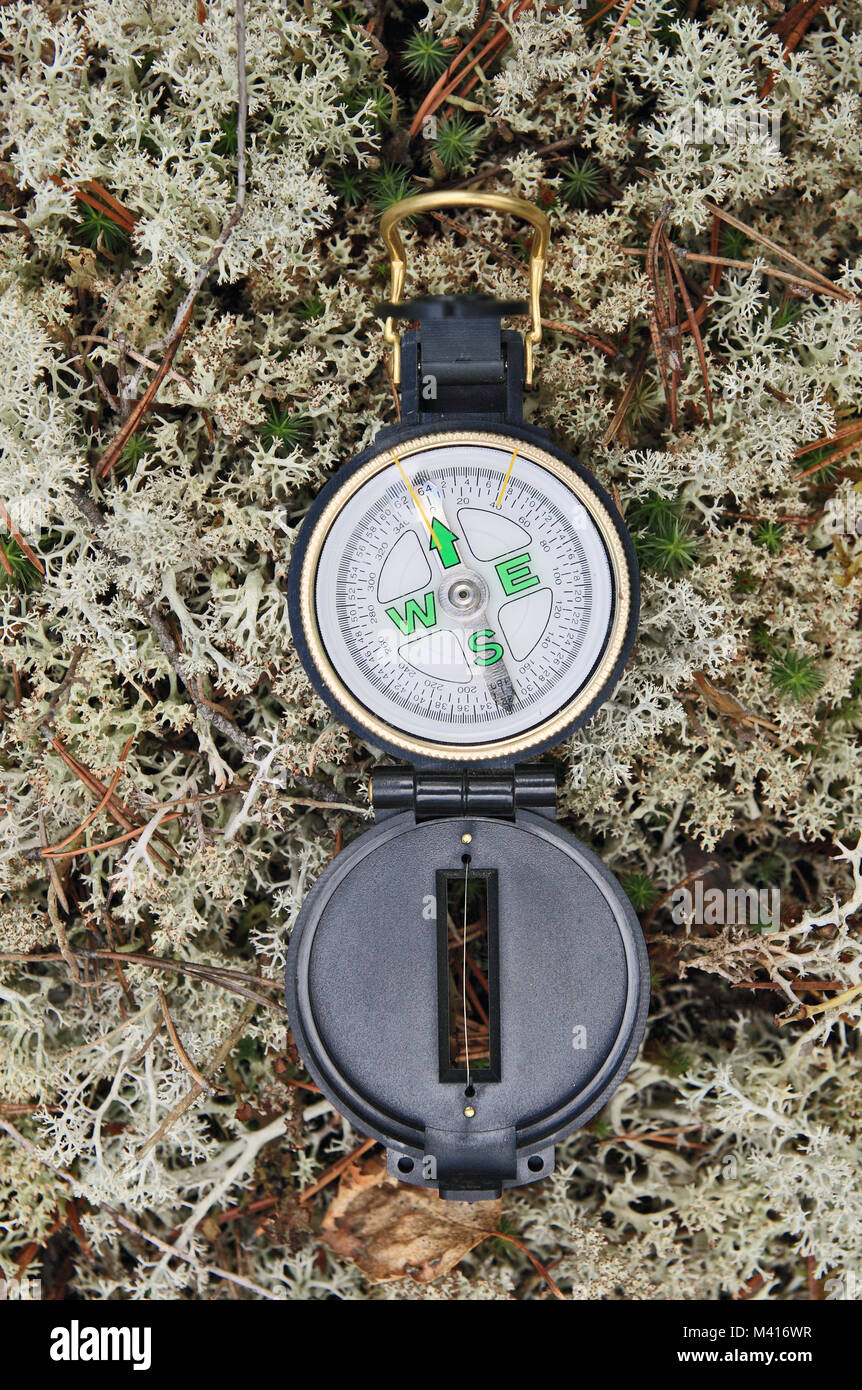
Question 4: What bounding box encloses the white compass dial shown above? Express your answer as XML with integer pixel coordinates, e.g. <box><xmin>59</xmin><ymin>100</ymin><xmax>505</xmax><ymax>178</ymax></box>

<box><xmin>300</xmin><ymin>434</ymin><xmax>631</xmax><ymax>758</ymax></box>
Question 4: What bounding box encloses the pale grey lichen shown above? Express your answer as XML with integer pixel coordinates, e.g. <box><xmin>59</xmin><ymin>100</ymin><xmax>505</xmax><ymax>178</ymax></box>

<box><xmin>0</xmin><ymin>0</ymin><xmax>860</xmax><ymax>1302</ymax></box>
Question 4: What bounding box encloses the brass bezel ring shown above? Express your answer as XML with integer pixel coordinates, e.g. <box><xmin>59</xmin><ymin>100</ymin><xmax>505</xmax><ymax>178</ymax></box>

<box><xmin>298</xmin><ymin>431</ymin><xmax>633</xmax><ymax>764</ymax></box>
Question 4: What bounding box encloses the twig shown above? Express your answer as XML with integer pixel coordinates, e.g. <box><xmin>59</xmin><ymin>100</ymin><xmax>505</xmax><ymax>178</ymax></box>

<box><xmin>0</xmin><ymin>1117</ymin><xmax>276</xmax><ymax>1299</ymax></box>
<box><xmin>158</xmin><ymin>987</ymin><xmax>227</xmax><ymax>1098</ymax></box>
<box><xmin>661</xmin><ymin>230</ymin><xmax>714</xmax><ymax>423</ymax></box>
<box><xmin>94</xmin><ymin>0</ymin><xmax>248</xmax><ymax>479</ymax></box>
<box><xmin>2</xmin><ymin>1112</ymin><xmax>276</xmax><ymax>1295</ymax></box>
<box><xmin>431</xmin><ymin>210</ymin><xmax>526</xmax><ymax>273</ymax></box>
<box><xmin>41</xmin><ymin>733</ymin><xmax>135</xmax><ymax>855</ymax></box>
<box><xmin>159</xmin><ymin>1111</ymin><xmax>289</xmax><ymax>1262</ymax></box>
<box><xmin>453</xmin><ymin>0</ymin><xmax>534</xmax><ymax>108</ymax></box>
<box><xmin>281</xmin><ymin>1076</ymin><xmax>322</xmax><ymax>1095</ymax></box>
<box><xmin>645</xmin><ymin>203</ymin><xmax>677</xmax><ymax>431</ymax></box>
<box><xmin>795</xmin><ymin>420</ymin><xmax>862</xmax><ymax>454</ymax></box>
<box><xmin>49</xmin><ymin>734</ymin><xmax>174</xmax><ymax>870</ymax></box>
<box><xmin>409</xmin><ymin>1</ymin><xmax>527</xmax><ymax>138</ymax></box>
<box><xmin>138</xmin><ymin>1003</ymin><xmax>258</xmax><ymax>1159</ymax></box>
<box><xmin>382</xmin><ymin>351</ymin><xmax>402</xmax><ymax>421</ymax></box>
<box><xmin>79</xmin><ymin>334</ymin><xmax>197</xmax><ymax>395</ymax></box>
<box><xmin>38</xmin><ymin>802</ymin><xmax>70</xmax><ymax>917</ymax></box>
<box><xmin>126</xmin><ymin>1019</ymin><xmax>164</xmax><ymax>1068</ymax></box>
<box><xmin>0</xmin><ymin>211</ymin><xmax>35</xmax><ymax>241</ymax></box>
<box><xmin>145</xmin><ymin>785</ymin><xmax>364</xmax><ymax>816</ymax></box>
<box><xmin>46</xmin><ymin>878</ymin><xmax>79</xmax><ymax>981</ymax></box>
<box><xmin>760</xmin><ymin>0</ymin><xmax>832</xmax><ymax>101</ymax></box>
<box><xmin>208</xmin><ymin>1195</ymin><xmax>278</xmax><ymax>1230</ymax></box>
<box><xmin>0</xmin><ymin>949</ymin><xmax>284</xmax><ymax>1014</ymax></box>
<box><xmin>64</xmin><ymin>481</ymin><xmax>257</xmax><ymax>763</ymax></box>
<box><xmin>776</xmin><ymin>979</ymin><xmax>862</xmax><ymax>1025</ymax></box>
<box><xmin>583</xmin><ymin>0</ymin><xmax>629</xmax><ymax>24</ymax></box>
<box><xmin>66</xmin><ymin>482</ymin><xmax>357</xmax><ymax>807</ymax></box>
<box><xmin>620</xmin><ymin>245</ymin><xmax>849</xmax><ymax>300</ymax></box>
<box><xmin>72</xmin><ymin>180</ymin><xmax>136</xmax><ymax>233</ymax></box>
<box><xmin>599</xmin><ymin>1122</ymin><xmax>702</xmax><ymax>1145</ymax></box>
<box><xmin>730</xmin><ymin>978</ymin><xmax>845</xmax><ymax>992</ymax></box>
<box><xmin>719</xmin><ymin>508</ymin><xmax>817</xmax><ymax>526</ymax></box>
<box><xmin>37</xmin><ymin>648</ymin><xmax>84</xmax><ymax>738</ymax></box>
<box><xmin>113</xmin><ymin>1206</ymin><xmax>275</xmax><ymax>1298</ymax></box>
<box><xmin>794</xmin><ymin>430</ymin><xmax>862</xmax><ymax>479</ymax></box>
<box><xmin>542</xmin><ymin>318</ymin><xmax>622</xmax><ymax>361</ymax></box>
<box><xmin>701</xmin><ymin>201</ymin><xmax>855</xmax><ymax>302</ymax></box>
<box><xmin>42</xmin><ymin>815</ymin><xmax>184</xmax><ymax>860</ymax></box>
<box><xmin>577</xmin><ymin>0</ymin><xmax>639</xmax><ymax>123</ymax></box>
<box><xmin>299</xmin><ymin>1137</ymin><xmax>377</xmax><ymax>1204</ymax></box>
<box><xmin>489</xmin><ymin>1230</ymin><xmax>565</xmax><ymax>1300</ymax></box>
<box><xmin>453</xmin><ymin>131</ymin><xmax>583</xmax><ymax>190</ymax></box>
<box><xmin>602</xmin><ymin>344</ymin><xmax>648</xmax><ymax>445</ymax></box>
<box><xmin>0</xmin><ymin>498</ymin><xmax>45</xmax><ymax>575</ymax></box>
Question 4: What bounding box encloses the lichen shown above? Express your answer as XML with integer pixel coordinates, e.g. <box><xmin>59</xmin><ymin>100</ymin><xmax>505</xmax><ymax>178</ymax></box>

<box><xmin>0</xmin><ymin>0</ymin><xmax>860</xmax><ymax>1301</ymax></box>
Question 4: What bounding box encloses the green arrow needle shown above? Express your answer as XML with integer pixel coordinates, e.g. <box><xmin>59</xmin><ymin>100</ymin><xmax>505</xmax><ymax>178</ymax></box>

<box><xmin>429</xmin><ymin>519</ymin><xmax>461</xmax><ymax>569</ymax></box>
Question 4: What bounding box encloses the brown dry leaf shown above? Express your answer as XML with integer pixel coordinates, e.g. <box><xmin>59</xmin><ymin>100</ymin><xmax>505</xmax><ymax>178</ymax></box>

<box><xmin>832</xmin><ymin>536</ymin><xmax>862</xmax><ymax>588</ymax></box>
<box><xmin>320</xmin><ymin>1155</ymin><xmax>501</xmax><ymax>1284</ymax></box>
<box><xmin>64</xmin><ymin>248</ymin><xmax>99</xmax><ymax>292</ymax></box>
<box><xmin>691</xmin><ymin>671</ymin><xmax>780</xmax><ymax>733</ymax></box>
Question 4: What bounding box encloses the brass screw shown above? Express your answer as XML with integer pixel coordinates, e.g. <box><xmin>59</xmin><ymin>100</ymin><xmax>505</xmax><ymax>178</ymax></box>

<box><xmin>461</xmin><ymin>833</ymin><xmax>472</xmax><ymax>844</ymax></box>
<box><xmin>464</xmin><ymin>1105</ymin><xmax>476</xmax><ymax>1118</ymax></box>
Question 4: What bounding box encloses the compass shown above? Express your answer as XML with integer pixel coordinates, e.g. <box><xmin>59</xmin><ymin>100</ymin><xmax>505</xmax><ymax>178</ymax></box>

<box><xmin>286</xmin><ymin>193</ymin><xmax>648</xmax><ymax>1201</ymax></box>
<box><xmin>290</xmin><ymin>425</ymin><xmax>636</xmax><ymax>764</ymax></box>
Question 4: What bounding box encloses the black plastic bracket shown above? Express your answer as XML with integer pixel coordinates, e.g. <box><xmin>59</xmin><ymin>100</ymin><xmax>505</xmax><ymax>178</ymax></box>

<box><xmin>379</xmin><ymin>294</ymin><xmax>527</xmax><ymax>425</ymax></box>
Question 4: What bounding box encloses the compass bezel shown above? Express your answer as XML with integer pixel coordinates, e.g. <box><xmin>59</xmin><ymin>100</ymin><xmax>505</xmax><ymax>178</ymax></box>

<box><xmin>288</xmin><ymin>421</ymin><xmax>639</xmax><ymax>766</ymax></box>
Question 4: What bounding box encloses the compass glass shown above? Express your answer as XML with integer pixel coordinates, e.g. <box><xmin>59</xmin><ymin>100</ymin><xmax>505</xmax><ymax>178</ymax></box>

<box><xmin>299</xmin><ymin>432</ymin><xmax>632</xmax><ymax>759</ymax></box>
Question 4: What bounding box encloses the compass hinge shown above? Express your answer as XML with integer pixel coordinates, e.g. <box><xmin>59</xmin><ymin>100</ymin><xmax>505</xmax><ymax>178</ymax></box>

<box><xmin>371</xmin><ymin>766</ymin><xmax>557</xmax><ymax>821</ymax></box>
<box><xmin>391</xmin><ymin>295</ymin><xmax>526</xmax><ymax>424</ymax></box>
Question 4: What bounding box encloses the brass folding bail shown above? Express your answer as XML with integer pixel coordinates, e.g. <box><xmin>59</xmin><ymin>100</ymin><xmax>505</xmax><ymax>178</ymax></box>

<box><xmin>378</xmin><ymin>191</ymin><xmax>551</xmax><ymax>389</ymax></box>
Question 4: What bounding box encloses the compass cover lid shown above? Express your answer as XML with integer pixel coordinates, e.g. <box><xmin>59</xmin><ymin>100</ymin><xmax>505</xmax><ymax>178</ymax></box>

<box><xmin>286</xmin><ymin>786</ymin><xmax>649</xmax><ymax>1201</ymax></box>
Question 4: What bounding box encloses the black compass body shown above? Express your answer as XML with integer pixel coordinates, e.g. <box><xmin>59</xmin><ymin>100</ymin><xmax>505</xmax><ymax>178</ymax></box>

<box><xmin>286</xmin><ymin>283</ymin><xmax>648</xmax><ymax>1201</ymax></box>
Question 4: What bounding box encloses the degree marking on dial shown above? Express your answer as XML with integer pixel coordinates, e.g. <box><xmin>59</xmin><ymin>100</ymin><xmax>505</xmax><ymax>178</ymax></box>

<box><xmin>494</xmin><ymin>447</ymin><xmax>519</xmax><ymax>508</ymax></box>
<box><xmin>393</xmin><ymin>453</ymin><xmax>442</xmax><ymax>555</ymax></box>
<box><xmin>313</xmin><ymin>436</ymin><xmax>627</xmax><ymax>752</ymax></box>
<box><xmin>336</xmin><ymin>462</ymin><xmax>590</xmax><ymax>722</ymax></box>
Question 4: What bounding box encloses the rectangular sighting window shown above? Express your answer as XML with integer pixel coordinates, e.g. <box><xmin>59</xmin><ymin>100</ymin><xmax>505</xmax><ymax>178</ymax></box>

<box><xmin>436</xmin><ymin>865</ymin><xmax>501</xmax><ymax>1084</ymax></box>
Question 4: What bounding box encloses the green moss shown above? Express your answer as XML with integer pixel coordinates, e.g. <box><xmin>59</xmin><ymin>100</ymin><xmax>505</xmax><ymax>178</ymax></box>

<box><xmin>561</xmin><ymin>155</ymin><xmax>604</xmax><ymax>207</ymax></box>
<box><xmin>753</xmin><ymin>521</ymin><xmax>785</xmax><ymax>555</ymax></box>
<box><xmin>331</xmin><ymin>165</ymin><xmax>364</xmax><ymax>206</ymax></box>
<box><xmin>0</xmin><ymin>537</ymin><xmax>41</xmax><ymax>592</ymax></box>
<box><xmin>622</xmin><ymin>871</ymin><xmax>660</xmax><ymax>912</ymax></box>
<box><xmin>629</xmin><ymin>494</ymin><xmax>699</xmax><ymax>577</ymax></box>
<box><xmin>751</xmin><ymin>619</ymin><xmax>777</xmax><ymax>653</ymax></box>
<box><xmin>368</xmin><ymin>162</ymin><xmax>417</xmax><ymax>212</ymax></box>
<box><xmin>431</xmin><ymin>114</ymin><xmax>482</xmax><ymax>172</ymax></box>
<box><xmin>258</xmin><ymin>406</ymin><xmax>313</xmax><ymax>453</ymax></box>
<box><xmin>770</xmin><ymin>649</ymin><xmax>825</xmax><ymax>701</ymax></box>
<box><xmin>296</xmin><ymin>295</ymin><xmax>325</xmax><ymax>320</ymax></box>
<box><xmin>117</xmin><ymin>433</ymin><xmax>152</xmax><ymax>477</ymax></box>
<box><xmin>403</xmin><ymin>28</ymin><xmax>449</xmax><ymax>83</ymax></box>
<box><xmin>76</xmin><ymin>203</ymin><xmax>128</xmax><ymax>253</ymax></box>
<box><xmin>213</xmin><ymin>115</ymin><xmax>238</xmax><ymax>157</ymax></box>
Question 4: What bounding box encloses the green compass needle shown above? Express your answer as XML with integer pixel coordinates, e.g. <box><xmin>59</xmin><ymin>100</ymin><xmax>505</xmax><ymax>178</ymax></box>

<box><xmin>401</xmin><ymin>464</ymin><xmax>520</xmax><ymax>713</ymax></box>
